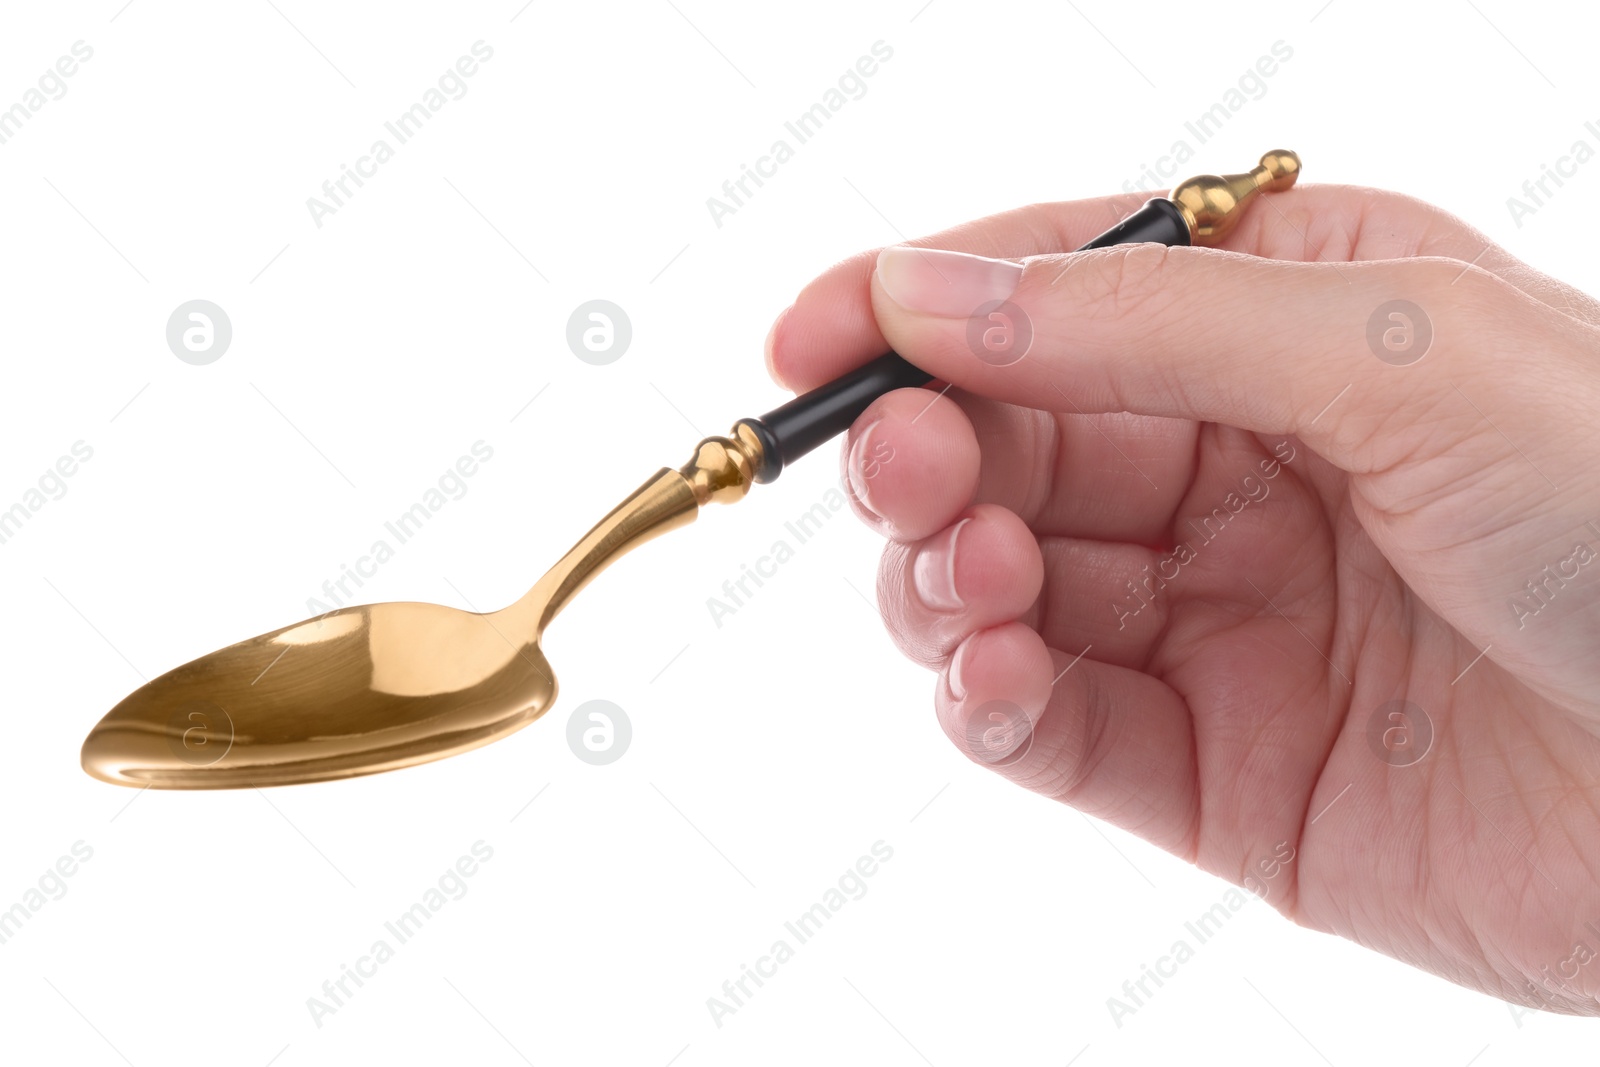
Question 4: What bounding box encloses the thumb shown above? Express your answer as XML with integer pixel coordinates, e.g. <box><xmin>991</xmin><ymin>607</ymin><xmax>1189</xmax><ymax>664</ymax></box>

<box><xmin>868</xmin><ymin>242</ymin><xmax>1563</xmax><ymax>475</ymax></box>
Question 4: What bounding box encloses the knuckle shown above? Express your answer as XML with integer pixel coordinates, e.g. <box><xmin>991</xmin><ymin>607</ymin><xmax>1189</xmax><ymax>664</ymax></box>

<box><xmin>1348</xmin><ymin>186</ymin><xmax>1468</xmax><ymax>256</ymax></box>
<box><xmin>874</xmin><ymin>541</ymin><xmax>958</xmax><ymax>669</ymax></box>
<box><xmin>1362</xmin><ymin>186</ymin><xmax>1447</xmax><ymax>229</ymax></box>
<box><xmin>874</xmin><ymin>542</ymin><xmax>932</xmax><ymax>666</ymax></box>
<box><xmin>1096</xmin><ymin>243</ymin><xmax>1176</xmax><ymax>317</ymax></box>
<box><xmin>1399</xmin><ymin>255</ymin><xmax>1523</xmax><ymax>337</ymax></box>
<box><xmin>1037</xmin><ymin>243</ymin><xmax>1188</xmax><ymax>340</ymax></box>
<box><xmin>1011</xmin><ymin>665</ymin><xmax>1112</xmax><ymax>801</ymax></box>
<box><xmin>1406</xmin><ymin>253</ymin><xmax>1489</xmax><ymax>293</ymax></box>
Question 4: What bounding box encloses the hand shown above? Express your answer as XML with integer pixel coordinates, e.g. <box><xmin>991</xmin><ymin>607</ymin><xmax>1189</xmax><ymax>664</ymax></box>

<box><xmin>765</xmin><ymin>185</ymin><xmax>1600</xmax><ymax>1013</ymax></box>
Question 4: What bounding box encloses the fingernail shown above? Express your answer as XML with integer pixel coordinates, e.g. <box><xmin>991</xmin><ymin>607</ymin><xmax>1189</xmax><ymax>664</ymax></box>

<box><xmin>914</xmin><ymin>517</ymin><xmax>971</xmax><ymax>613</ymax></box>
<box><xmin>875</xmin><ymin>246</ymin><xmax>1024</xmax><ymax>317</ymax></box>
<box><xmin>947</xmin><ymin>638</ymin><xmax>972</xmax><ymax>702</ymax></box>
<box><xmin>845</xmin><ymin>419</ymin><xmax>883</xmax><ymax>515</ymax></box>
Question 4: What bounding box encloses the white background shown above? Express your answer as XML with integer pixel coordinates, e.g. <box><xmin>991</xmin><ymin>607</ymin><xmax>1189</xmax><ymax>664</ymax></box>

<box><xmin>2</xmin><ymin>0</ymin><xmax>1597</xmax><ymax>1063</ymax></box>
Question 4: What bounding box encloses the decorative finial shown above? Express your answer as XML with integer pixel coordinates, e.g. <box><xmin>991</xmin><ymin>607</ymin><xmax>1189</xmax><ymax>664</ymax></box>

<box><xmin>1169</xmin><ymin>149</ymin><xmax>1301</xmax><ymax>246</ymax></box>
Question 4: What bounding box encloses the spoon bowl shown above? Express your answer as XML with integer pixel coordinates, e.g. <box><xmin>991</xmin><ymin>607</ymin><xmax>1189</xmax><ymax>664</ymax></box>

<box><xmin>80</xmin><ymin>602</ymin><xmax>558</xmax><ymax>788</ymax></box>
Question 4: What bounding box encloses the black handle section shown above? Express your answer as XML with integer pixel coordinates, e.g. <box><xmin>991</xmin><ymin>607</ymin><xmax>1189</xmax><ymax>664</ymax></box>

<box><xmin>739</xmin><ymin>352</ymin><xmax>932</xmax><ymax>483</ymax></box>
<box><xmin>1077</xmin><ymin>196</ymin><xmax>1190</xmax><ymax>250</ymax></box>
<box><xmin>740</xmin><ymin>198</ymin><xmax>1190</xmax><ymax>482</ymax></box>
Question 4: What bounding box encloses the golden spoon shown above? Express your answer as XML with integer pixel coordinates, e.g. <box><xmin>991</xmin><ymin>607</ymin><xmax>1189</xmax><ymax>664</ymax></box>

<box><xmin>80</xmin><ymin>437</ymin><xmax>764</xmax><ymax>788</ymax></box>
<box><xmin>81</xmin><ymin>150</ymin><xmax>1301</xmax><ymax>789</ymax></box>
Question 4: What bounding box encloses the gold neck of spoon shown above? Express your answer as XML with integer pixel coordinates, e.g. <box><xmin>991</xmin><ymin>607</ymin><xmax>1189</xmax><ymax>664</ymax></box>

<box><xmin>506</xmin><ymin>424</ymin><xmax>766</xmax><ymax>635</ymax></box>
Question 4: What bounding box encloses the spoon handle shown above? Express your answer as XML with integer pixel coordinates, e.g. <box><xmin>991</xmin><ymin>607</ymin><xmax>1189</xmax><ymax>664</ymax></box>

<box><xmin>736</xmin><ymin>351</ymin><xmax>933</xmax><ymax>483</ymax></box>
<box><xmin>733</xmin><ymin>149</ymin><xmax>1301</xmax><ymax>484</ymax></box>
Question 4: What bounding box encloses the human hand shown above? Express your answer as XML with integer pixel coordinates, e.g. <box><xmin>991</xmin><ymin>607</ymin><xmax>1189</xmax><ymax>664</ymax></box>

<box><xmin>765</xmin><ymin>184</ymin><xmax>1600</xmax><ymax>1013</ymax></box>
